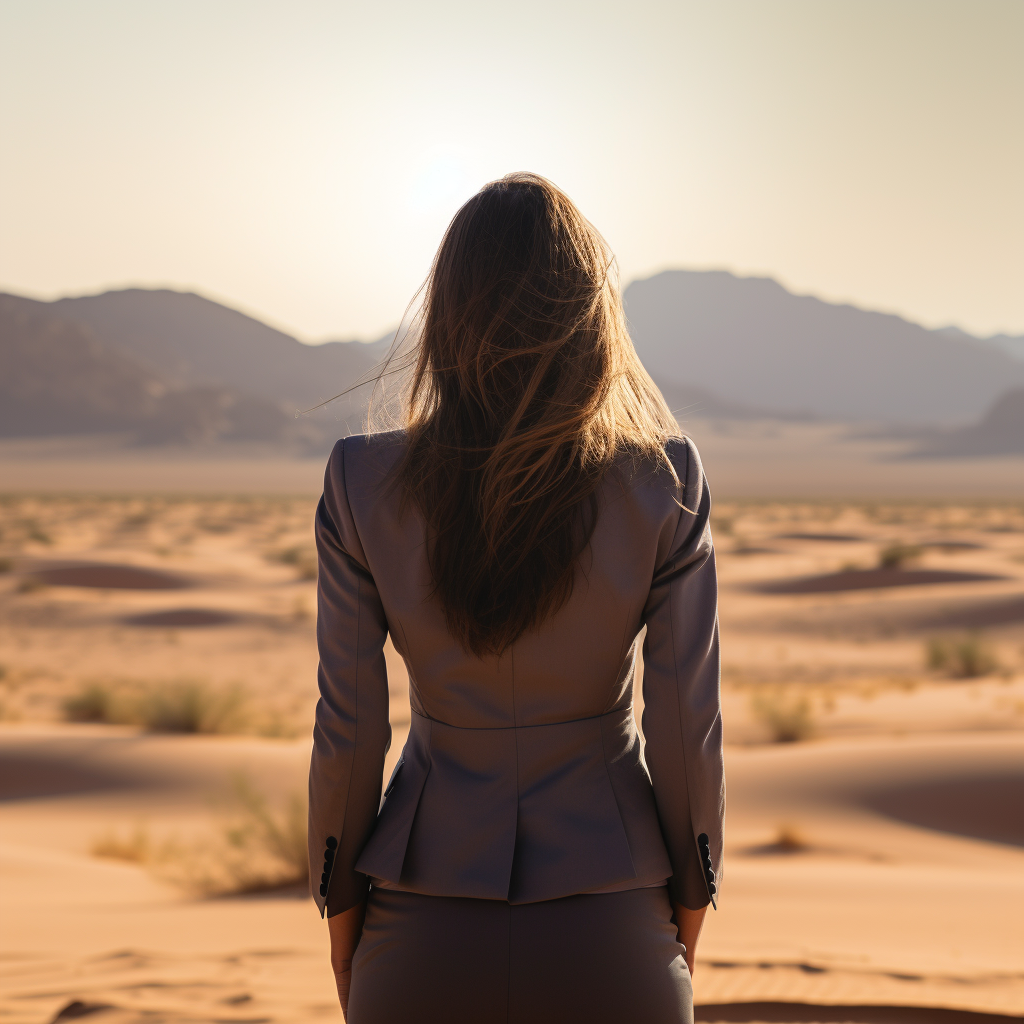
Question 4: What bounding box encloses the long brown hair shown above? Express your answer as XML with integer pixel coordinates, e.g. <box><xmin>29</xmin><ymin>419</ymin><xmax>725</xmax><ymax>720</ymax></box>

<box><xmin>395</xmin><ymin>173</ymin><xmax>678</xmax><ymax>656</ymax></box>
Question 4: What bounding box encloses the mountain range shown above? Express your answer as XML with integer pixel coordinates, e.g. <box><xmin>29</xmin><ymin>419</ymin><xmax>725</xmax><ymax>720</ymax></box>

<box><xmin>2</xmin><ymin>272</ymin><xmax>1022</xmax><ymax>454</ymax></box>
<box><xmin>0</xmin><ymin>291</ymin><xmax>383</xmax><ymax>450</ymax></box>
<box><xmin>624</xmin><ymin>271</ymin><xmax>1024</xmax><ymax>423</ymax></box>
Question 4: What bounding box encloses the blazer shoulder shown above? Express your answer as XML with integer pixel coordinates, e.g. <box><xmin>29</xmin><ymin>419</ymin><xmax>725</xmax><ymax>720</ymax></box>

<box><xmin>339</xmin><ymin>430</ymin><xmax>407</xmax><ymax>474</ymax></box>
<box><xmin>616</xmin><ymin>436</ymin><xmax>702</xmax><ymax>503</ymax></box>
<box><xmin>663</xmin><ymin>435</ymin><xmax>702</xmax><ymax>486</ymax></box>
<box><xmin>325</xmin><ymin>431</ymin><xmax>407</xmax><ymax>491</ymax></box>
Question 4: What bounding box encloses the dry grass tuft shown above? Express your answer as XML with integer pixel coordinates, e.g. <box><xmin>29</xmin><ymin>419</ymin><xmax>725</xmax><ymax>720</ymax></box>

<box><xmin>926</xmin><ymin>633</ymin><xmax>999</xmax><ymax>679</ymax></box>
<box><xmin>878</xmin><ymin>542</ymin><xmax>923</xmax><ymax>569</ymax></box>
<box><xmin>216</xmin><ymin>774</ymin><xmax>309</xmax><ymax>892</ymax></box>
<box><xmin>138</xmin><ymin>680</ymin><xmax>247</xmax><ymax>734</ymax></box>
<box><xmin>63</xmin><ymin>678</ymin><xmax>249</xmax><ymax>734</ymax></box>
<box><xmin>772</xmin><ymin>823</ymin><xmax>809</xmax><ymax>851</ymax></box>
<box><xmin>267</xmin><ymin>545</ymin><xmax>317</xmax><ymax>581</ymax></box>
<box><xmin>744</xmin><ymin>822</ymin><xmax>813</xmax><ymax>856</ymax></box>
<box><xmin>750</xmin><ymin>688</ymin><xmax>816</xmax><ymax>742</ymax></box>
<box><xmin>90</xmin><ymin>777</ymin><xmax>308</xmax><ymax>896</ymax></box>
<box><xmin>164</xmin><ymin>776</ymin><xmax>307</xmax><ymax>896</ymax></box>
<box><xmin>91</xmin><ymin>825</ymin><xmax>155</xmax><ymax>863</ymax></box>
<box><xmin>64</xmin><ymin>683</ymin><xmax>121</xmax><ymax>723</ymax></box>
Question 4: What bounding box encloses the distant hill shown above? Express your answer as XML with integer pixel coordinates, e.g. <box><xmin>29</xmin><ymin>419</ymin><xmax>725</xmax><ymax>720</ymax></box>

<box><xmin>624</xmin><ymin>271</ymin><xmax>1024</xmax><ymax>423</ymax></box>
<box><xmin>51</xmin><ymin>288</ymin><xmax>382</xmax><ymax>411</ymax></box>
<box><xmin>910</xmin><ymin>388</ymin><xmax>1024</xmax><ymax>458</ymax></box>
<box><xmin>934</xmin><ymin>326</ymin><xmax>1024</xmax><ymax>364</ymax></box>
<box><xmin>0</xmin><ymin>286</ymin><xmax>777</xmax><ymax>435</ymax></box>
<box><xmin>985</xmin><ymin>333</ymin><xmax>1024</xmax><ymax>362</ymax></box>
<box><xmin>4</xmin><ymin>276</ymin><xmax>1023</xmax><ymax>448</ymax></box>
<box><xmin>0</xmin><ymin>294</ymin><xmax>325</xmax><ymax>447</ymax></box>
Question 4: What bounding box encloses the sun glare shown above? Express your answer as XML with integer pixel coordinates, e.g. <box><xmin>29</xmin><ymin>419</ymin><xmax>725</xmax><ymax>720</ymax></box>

<box><xmin>407</xmin><ymin>146</ymin><xmax>480</xmax><ymax>215</ymax></box>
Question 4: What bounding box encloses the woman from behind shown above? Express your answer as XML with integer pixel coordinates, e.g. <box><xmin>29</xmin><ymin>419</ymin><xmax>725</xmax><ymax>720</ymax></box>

<box><xmin>309</xmin><ymin>172</ymin><xmax>724</xmax><ymax>1024</ymax></box>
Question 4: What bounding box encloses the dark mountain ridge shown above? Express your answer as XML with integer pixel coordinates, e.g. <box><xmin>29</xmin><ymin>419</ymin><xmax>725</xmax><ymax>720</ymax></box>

<box><xmin>0</xmin><ymin>294</ymin><xmax>325</xmax><ymax>447</ymax></box>
<box><xmin>624</xmin><ymin>271</ymin><xmax>1024</xmax><ymax>423</ymax></box>
<box><xmin>51</xmin><ymin>288</ymin><xmax>381</xmax><ymax>411</ymax></box>
<box><xmin>910</xmin><ymin>388</ymin><xmax>1024</xmax><ymax>458</ymax></box>
<box><xmin>3</xmin><ymin>273</ymin><xmax>1022</xmax><ymax>447</ymax></box>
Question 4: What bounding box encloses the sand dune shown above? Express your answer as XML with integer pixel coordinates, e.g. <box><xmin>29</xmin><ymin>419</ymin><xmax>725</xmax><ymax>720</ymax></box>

<box><xmin>23</xmin><ymin>562</ymin><xmax>193</xmax><ymax>591</ymax></box>
<box><xmin>754</xmin><ymin>568</ymin><xmax>1007</xmax><ymax>594</ymax></box>
<box><xmin>863</xmin><ymin>772</ymin><xmax>1023</xmax><ymax>848</ymax></box>
<box><xmin>2</xmin><ymin>727</ymin><xmax>1023</xmax><ymax>1022</ymax></box>
<box><xmin>2</xmin><ymin>495</ymin><xmax>1023</xmax><ymax>1022</ymax></box>
<box><xmin>121</xmin><ymin>609</ymin><xmax>239</xmax><ymax>628</ymax></box>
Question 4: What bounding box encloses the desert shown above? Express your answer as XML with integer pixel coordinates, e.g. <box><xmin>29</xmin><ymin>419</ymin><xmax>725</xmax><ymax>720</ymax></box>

<box><xmin>4</xmin><ymin>3</ymin><xmax>1024</xmax><ymax>1020</ymax></box>
<box><xmin>1</xmin><ymin>486</ymin><xmax>1022</xmax><ymax>1024</ymax></box>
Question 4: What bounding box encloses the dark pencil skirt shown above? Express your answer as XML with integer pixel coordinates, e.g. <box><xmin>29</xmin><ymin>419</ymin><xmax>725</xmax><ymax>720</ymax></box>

<box><xmin>348</xmin><ymin>886</ymin><xmax>693</xmax><ymax>1024</ymax></box>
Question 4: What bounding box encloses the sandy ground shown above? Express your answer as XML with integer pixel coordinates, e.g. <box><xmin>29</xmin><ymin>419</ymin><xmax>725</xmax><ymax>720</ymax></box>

<box><xmin>3</xmin><ymin>727</ymin><xmax>1022</xmax><ymax>1023</ymax></box>
<box><xmin>2</xmin><ymin>490</ymin><xmax>1023</xmax><ymax>1023</ymax></box>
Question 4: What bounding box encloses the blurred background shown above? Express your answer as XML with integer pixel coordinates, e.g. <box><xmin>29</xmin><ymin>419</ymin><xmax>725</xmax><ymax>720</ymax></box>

<box><xmin>1</xmin><ymin>2</ymin><xmax>1022</xmax><ymax>1022</ymax></box>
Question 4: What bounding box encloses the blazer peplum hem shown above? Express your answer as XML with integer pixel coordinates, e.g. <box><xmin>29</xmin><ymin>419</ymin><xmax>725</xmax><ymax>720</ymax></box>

<box><xmin>356</xmin><ymin>704</ymin><xmax>674</xmax><ymax>903</ymax></box>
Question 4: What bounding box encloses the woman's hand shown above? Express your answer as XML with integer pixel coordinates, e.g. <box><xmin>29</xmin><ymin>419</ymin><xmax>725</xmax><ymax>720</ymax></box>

<box><xmin>328</xmin><ymin>900</ymin><xmax>367</xmax><ymax>1019</ymax></box>
<box><xmin>672</xmin><ymin>902</ymin><xmax>707</xmax><ymax>978</ymax></box>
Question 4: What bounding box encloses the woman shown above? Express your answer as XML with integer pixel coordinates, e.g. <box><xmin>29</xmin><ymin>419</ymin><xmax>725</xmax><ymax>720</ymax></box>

<box><xmin>309</xmin><ymin>173</ymin><xmax>724</xmax><ymax>1023</ymax></box>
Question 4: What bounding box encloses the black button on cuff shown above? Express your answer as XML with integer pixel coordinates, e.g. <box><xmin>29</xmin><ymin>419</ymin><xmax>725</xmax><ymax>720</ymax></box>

<box><xmin>326</xmin><ymin>836</ymin><xmax>338</xmax><ymax>850</ymax></box>
<box><xmin>319</xmin><ymin>883</ymin><xmax>328</xmax><ymax>896</ymax></box>
<box><xmin>321</xmin><ymin>872</ymin><xmax>328</xmax><ymax>884</ymax></box>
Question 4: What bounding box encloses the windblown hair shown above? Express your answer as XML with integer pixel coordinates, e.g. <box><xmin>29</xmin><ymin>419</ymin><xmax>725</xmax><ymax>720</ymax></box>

<box><xmin>397</xmin><ymin>172</ymin><xmax>679</xmax><ymax>656</ymax></box>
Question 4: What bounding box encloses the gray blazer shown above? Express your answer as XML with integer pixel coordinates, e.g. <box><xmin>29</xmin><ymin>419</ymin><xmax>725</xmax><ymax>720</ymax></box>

<box><xmin>308</xmin><ymin>432</ymin><xmax>725</xmax><ymax>918</ymax></box>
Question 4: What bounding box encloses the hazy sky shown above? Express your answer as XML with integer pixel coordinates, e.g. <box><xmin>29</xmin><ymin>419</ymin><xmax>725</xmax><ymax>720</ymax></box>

<box><xmin>1</xmin><ymin>0</ymin><xmax>1021</xmax><ymax>341</ymax></box>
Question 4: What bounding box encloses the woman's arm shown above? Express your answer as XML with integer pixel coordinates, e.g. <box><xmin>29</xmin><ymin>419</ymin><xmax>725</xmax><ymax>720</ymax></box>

<box><xmin>309</xmin><ymin>440</ymin><xmax>390</xmax><ymax>907</ymax></box>
<box><xmin>673</xmin><ymin>902</ymin><xmax>707</xmax><ymax>977</ymax></box>
<box><xmin>641</xmin><ymin>438</ymin><xmax>725</xmax><ymax>911</ymax></box>
<box><xmin>329</xmin><ymin>900</ymin><xmax>367</xmax><ymax>1019</ymax></box>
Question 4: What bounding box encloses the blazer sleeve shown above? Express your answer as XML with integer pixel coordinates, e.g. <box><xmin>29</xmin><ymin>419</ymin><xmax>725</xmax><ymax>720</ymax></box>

<box><xmin>641</xmin><ymin>437</ymin><xmax>725</xmax><ymax>910</ymax></box>
<box><xmin>308</xmin><ymin>438</ymin><xmax>392</xmax><ymax>918</ymax></box>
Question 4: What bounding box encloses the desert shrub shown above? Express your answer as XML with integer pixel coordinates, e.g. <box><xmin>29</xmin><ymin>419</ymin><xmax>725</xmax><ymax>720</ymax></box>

<box><xmin>268</xmin><ymin>545</ymin><xmax>317</xmax><ymax>581</ymax></box>
<box><xmin>222</xmin><ymin>775</ymin><xmax>308</xmax><ymax>889</ymax></box>
<box><xmin>926</xmin><ymin>633</ymin><xmax>998</xmax><ymax>678</ymax></box>
<box><xmin>24</xmin><ymin>522</ymin><xmax>53</xmax><ymax>545</ymax></box>
<box><xmin>64</xmin><ymin>678</ymin><xmax>247</xmax><ymax>733</ymax></box>
<box><xmin>750</xmin><ymin>688</ymin><xmax>815</xmax><ymax>742</ymax></box>
<box><xmin>64</xmin><ymin>683</ymin><xmax>121</xmax><ymax>723</ymax></box>
<box><xmin>767</xmin><ymin>823</ymin><xmax>810</xmax><ymax>852</ymax></box>
<box><xmin>92</xmin><ymin>825</ymin><xmax>153</xmax><ymax>863</ymax></box>
<box><xmin>878</xmin><ymin>542</ymin><xmax>922</xmax><ymax>569</ymax></box>
<box><xmin>137</xmin><ymin>679</ymin><xmax>247</xmax><ymax>734</ymax></box>
<box><xmin>157</xmin><ymin>776</ymin><xmax>308</xmax><ymax>895</ymax></box>
<box><xmin>91</xmin><ymin>779</ymin><xmax>307</xmax><ymax>895</ymax></box>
